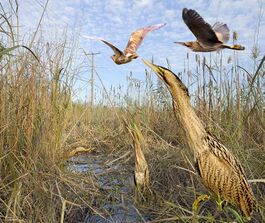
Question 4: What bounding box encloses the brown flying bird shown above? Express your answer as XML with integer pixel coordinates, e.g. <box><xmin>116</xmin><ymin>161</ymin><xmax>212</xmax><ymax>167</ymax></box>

<box><xmin>84</xmin><ymin>23</ymin><xmax>166</xmax><ymax>65</ymax></box>
<box><xmin>143</xmin><ymin>60</ymin><xmax>254</xmax><ymax>220</ymax></box>
<box><xmin>175</xmin><ymin>8</ymin><xmax>245</xmax><ymax>52</ymax></box>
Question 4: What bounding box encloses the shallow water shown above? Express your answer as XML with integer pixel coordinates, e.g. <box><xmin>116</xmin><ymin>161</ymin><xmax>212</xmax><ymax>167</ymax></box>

<box><xmin>67</xmin><ymin>154</ymin><xmax>150</xmax><ymax>223</ymax></box>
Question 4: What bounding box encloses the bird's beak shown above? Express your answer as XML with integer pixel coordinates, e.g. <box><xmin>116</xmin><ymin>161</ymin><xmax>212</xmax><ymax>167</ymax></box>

<box><xmin>142</xmin><ymin>60</ymin><xmax>163</xmax><ymax>79</ymax></box>
<box><xmin>143</xmin><ymin>59</ymin><xmax>189</xmax><ymax>97</ymax></box>
<box><xmin>174</xmin><ymin>41</ymin><xmax>183</xmax><ymax>45</ymax></box>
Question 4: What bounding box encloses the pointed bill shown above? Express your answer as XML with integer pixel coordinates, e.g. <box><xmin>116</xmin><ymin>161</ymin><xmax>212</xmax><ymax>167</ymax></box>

<box><xmin>142</xmin><ymin>59</ymin><xmax>168</xmax><ymax>83</ymax></box>
<box><xmin>143</xmin><ymin>59</ymin><xmax>189</xmax><ymax>96</ymax></box>
<box><xmin>142</xmin><ymin>59</ymin><xmax>161</xmax><ymax>74</ymax></box>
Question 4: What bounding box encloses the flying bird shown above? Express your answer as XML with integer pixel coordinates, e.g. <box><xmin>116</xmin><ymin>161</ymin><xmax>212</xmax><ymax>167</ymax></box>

<box><xmin>143</xmin><ymin>60</ymin><xmax>254</xmax><ymax>220</ymax></box>
<box><xmin>84</xmin><ymin>23</ymin><xmax>166</xmax><ymax>65</ymax></box>
<box><xmin>175</xmin><ymin>8</ymin><xmax>245</xmax><ymax>52</ymax></box>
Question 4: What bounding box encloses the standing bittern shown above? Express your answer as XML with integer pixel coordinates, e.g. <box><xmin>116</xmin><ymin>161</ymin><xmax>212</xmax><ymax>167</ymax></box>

<box><xmin>127</xmin><ymin>123</ymin><xmax>150</xmax><ymax>190</ymax></box>
<box><xmin>175</xmin><ymin>8</ymin><xmax>245</xmax><ymax>52</ymax></box>
<box><xmin>143</xmin><ymin>60</ymin><xmax>254</xmax><ymax>220</ymax></box>
<box><xmin>84</xmin><ymin>23</ymin><xmax>166</xmax><ymax>65</ymax></box>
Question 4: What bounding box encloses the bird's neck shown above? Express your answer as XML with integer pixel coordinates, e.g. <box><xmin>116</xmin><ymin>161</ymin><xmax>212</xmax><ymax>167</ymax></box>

<box><xmin>170</xmin><ymin>87</ymin><xmax>207</xmax><ymax>153</ymax></box>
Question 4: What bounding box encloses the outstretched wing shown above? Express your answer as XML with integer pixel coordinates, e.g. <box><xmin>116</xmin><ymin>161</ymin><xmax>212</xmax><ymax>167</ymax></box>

<box><xmin>182</xmin><ymin>8</ymin><xmax>221</xmax><ymax>46</ymax></box>
<box><xmin>83</xmin><ymin>35</ymin><xmax>123</xmax><ymax>55</ymax></box>
<box><xmin>212</xmin><ymin>22</ymin><xmax>230</xmax><ymax>43</ymax></box>
<box><xmin>124</xmin><ymin>23</ymin><xmax>166</xmax><ymax>56</ymax></box>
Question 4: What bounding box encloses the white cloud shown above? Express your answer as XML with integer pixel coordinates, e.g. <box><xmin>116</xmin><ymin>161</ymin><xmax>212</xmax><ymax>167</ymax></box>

<box><xmin>134</xmin><ymin>0</ymin><xmax>154</xmax><ymax>8</ymax></box>
<box><xmin>4</xmin><ymin>0</ymin><xmax>264</xmax><ymax>101</ymax></box>
<box><xmin>109</xmin><ymin>0</ymin><xmax>125</xmax><ymax>7</ymax></box>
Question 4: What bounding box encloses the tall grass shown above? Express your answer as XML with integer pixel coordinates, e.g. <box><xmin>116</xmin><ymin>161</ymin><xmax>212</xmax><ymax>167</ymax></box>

<box><xmin>0</xmin><ymin>2</ymin><xmax>101</xmax><ymax>222</ymax></box>
<box><xmin>0</xmin><ymin>1</ymin><xmax>264</xmax><ymax>222</ymax></box>
<box><xmin>76</xmin><ymin>44</ymin><xmax>265</xmax><ymax>222</ymax></box>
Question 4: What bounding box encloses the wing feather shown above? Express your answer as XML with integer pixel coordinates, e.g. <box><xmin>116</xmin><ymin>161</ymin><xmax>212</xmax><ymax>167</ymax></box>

<box><xmin>182</xmin><ymin>8</ymin><xmax>221</xmax><ymax>46</ymax></box>
<box><xmin>212</xmin><ymin>22</ymin><xmax>230</xmax><ymax>43</ymax></box>
<box><xmin>124</xmin><ymin>23</ymin><xmax>166</xmax><ymax>56</ymax></box>
<box><xmin>83</xmin><ymin>35</ymin><xmax>123</xmax><ymax>55</ymax></box>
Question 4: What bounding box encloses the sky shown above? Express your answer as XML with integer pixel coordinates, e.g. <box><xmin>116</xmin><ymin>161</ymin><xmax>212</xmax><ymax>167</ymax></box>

<box><xmin>2</xmin><ymin>0</ymin><xmax>265</xmax><ymax>102</ymax></box>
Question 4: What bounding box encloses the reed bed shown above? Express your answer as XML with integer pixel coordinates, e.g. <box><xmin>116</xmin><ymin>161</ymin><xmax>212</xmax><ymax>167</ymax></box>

<box><xmin>0</xmin><ymin>1</ymin><xmax>264</xmax><ymax>222</ymax></box>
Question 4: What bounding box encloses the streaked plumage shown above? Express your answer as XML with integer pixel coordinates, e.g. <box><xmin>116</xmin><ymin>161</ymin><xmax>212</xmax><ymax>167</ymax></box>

<box><xmin>84</xmin><ymin>23</ymin><xmax>166</xmax><ymax>65</ymax></box>
<box><xmin>175</xmin><ymin>8</ymin><xmax>245</xmax><ymax>52</ymax></box>
<box><xmin>128</xmin><ymin>124</ymin><xmax>150</xmax><ymax>189</ymax></box>
<box><xmin>143</xmin><ymin>60</ymin><xmax>254</xmax><ymax>220</ymax></box>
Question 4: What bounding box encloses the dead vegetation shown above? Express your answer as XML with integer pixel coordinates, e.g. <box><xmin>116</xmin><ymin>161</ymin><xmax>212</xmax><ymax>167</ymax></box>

<box><xmin>0</xmin><ymin>1</ymin><xmax>264</xmax><ymax>223</ymax></box>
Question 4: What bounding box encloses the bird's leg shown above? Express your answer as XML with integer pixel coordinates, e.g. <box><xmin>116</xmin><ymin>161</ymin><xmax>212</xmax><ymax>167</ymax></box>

<box><xmin>222</xmin><ymin>44</ymin><xmax>245</xmax><ymax>50</ymax></box>
<box><xmin>231</xmin><ymin>44</ymin><xmax>245</xmax><ymax>50</ymax></box>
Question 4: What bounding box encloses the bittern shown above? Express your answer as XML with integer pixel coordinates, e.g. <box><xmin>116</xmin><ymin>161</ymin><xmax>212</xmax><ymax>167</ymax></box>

<box><xmin>175</xmin><ymin>8</ymin><xmax>245</xmax><ymax>52</ymax></box>
<box><xmin>84</xmin><ymin>23</ymin><xmax>166</xmax><ymax>65</ymax></box>
<box><xmin>127</xmin><ymin>123</ymin><xmax>150</xmax><ymax>190</ymax></box>
<box><xmin>143</xmin><ymin>60</ymin><xmax>254</xmax><ymax>219</ymax></box>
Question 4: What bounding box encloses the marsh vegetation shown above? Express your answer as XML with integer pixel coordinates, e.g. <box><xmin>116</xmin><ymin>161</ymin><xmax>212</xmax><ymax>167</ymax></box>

<box><xmin>0</xmin><ymin>2</ymin><xmax>264</xmax><ymax>222</ymax></box>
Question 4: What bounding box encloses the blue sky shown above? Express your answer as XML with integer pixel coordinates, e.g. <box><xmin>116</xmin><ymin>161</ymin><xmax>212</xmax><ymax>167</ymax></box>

<box><xmin>5</xmin><ymin>0</ymin><xmax>265</xmax><ymax>102</ymax></box>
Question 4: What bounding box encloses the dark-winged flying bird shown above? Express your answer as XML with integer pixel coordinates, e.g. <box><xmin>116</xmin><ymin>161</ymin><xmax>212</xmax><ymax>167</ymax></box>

<box><xmin>175</xmin><ymin>8</ymin><xmax>245</xmax><ymax>52</ymax></box>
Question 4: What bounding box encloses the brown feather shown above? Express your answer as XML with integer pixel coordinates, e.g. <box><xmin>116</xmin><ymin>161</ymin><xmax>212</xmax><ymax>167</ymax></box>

<box><xmin>83</xmin><ymin>23</ymin><xmax>166</xmax><ymax>64</ymax></box>
<box><xmin>182</xmin><ymin>8</ymin><xmax>221</xmax><ymax>46</ymax></box>
<box><xmin>212</xmin><ymin>22</ymin><xmax>230</xmax><ymax>43</ymax></box>
<box><xmin>124</xmin><ymin>23</ymin><xmax>166</xmax><ymax>57</ymax></box>
<box><xmin>100</xmin><ymin>39</ymin><xmax>123</xmax><ymax>55</ymax></box>
<box><xmin>143</xmin><ymin>60</ymin><xmax>254</xmax><ymax>219</ymax></box>
<box><xmin>200</xmin><ymin>134</ymin><xmax>254</xmax><ymax>218</ymax></box>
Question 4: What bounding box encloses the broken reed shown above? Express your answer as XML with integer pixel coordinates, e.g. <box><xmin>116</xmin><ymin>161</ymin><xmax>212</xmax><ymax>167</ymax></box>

<box><xmin>1</xmin><ymin>1</ymin><xmax>264</xmax><ymax>222</ymax></box>
<box><xmin>0</xmin><ymin>3</ymin><xmax>99</xmax><ymax>222</ymax></box>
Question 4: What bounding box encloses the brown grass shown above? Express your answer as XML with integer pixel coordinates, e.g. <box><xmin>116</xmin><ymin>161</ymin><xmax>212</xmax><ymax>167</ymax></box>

<box><xmin>0</xmin><ymin>1</ymin><xmax>264</xmax><ymax>222</ymax></box>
